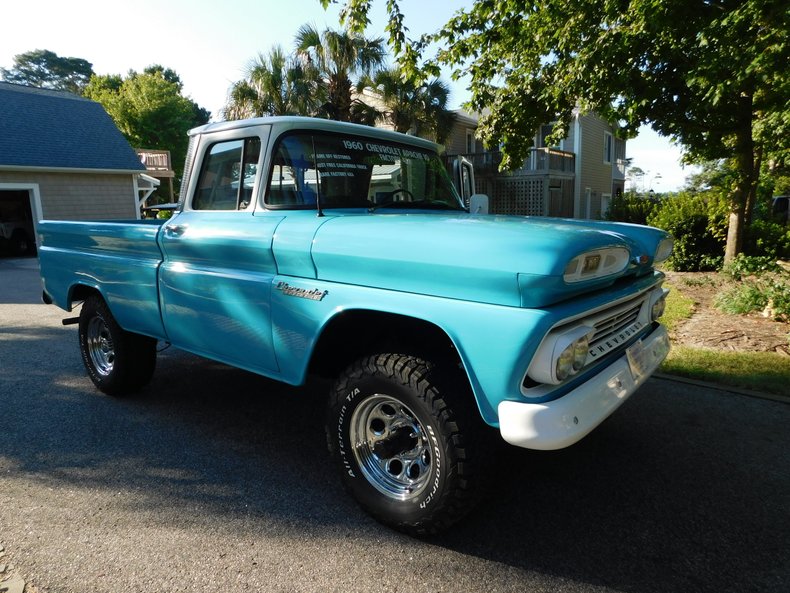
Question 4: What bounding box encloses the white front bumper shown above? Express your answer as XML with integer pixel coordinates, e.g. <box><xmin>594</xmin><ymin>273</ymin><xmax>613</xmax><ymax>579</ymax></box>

<box><xmin>498</xmin><ymin>324</ymin><xmax>670</xmax><ymax>450</ymax></box>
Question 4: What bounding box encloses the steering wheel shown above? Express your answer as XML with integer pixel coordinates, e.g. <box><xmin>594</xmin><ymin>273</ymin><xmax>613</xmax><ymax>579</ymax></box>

<box><xmin>389</xmin><ymin>188</ymin><xmax>414</xmax><ymax>202</ymax></box>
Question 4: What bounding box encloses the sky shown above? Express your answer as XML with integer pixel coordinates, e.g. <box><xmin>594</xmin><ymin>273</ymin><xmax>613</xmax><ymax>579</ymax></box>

<box><xmin>1</xmin><ymin>0</ymin><xmax>696</xmax><ymax>190</ymax></box>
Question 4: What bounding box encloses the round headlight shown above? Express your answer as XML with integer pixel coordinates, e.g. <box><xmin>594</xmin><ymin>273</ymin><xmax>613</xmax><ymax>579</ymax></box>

<box><xmin>556</xmin><ymin>346</ymin><xmax>575</xmax><ymax>382</ymax></box>
<box><xmin>649</xmin><ymin>287</ymin><xmax>670</xmax><ymax>322</ymax></box>
<box><xmin>528</xmin><ymin>325</ymin><xmax>595</xmax><ymax>385</ymax></box>
<box><xmin>651</xmin><ymin>294</ymin><xmax>667</xmax><ymax>321</ymax></box>
<box><xmin>556</xmin><ymin>335</ymin><xmax>590</xmax><ymax>381</ymax></box>
<box><xmin>572</xmin><ymin>336</ymin><xmax>589</xmax><ymax>371</ymax></box>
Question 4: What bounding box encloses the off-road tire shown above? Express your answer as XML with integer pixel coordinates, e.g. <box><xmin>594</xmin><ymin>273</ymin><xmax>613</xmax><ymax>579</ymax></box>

<box><xmin>327</xmin><ymin>353</ymin><xmax>482</xmax><ymax>536</ymax></box>
<box><xmin>78</xmin><ymin>295</ymin><xmax>157</xmax><ymax>395</ymax></box>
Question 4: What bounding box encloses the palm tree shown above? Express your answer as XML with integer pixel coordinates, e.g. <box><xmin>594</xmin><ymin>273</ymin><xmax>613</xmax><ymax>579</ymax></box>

<box><xmin>223</xmin><ymin>45</ymin><xmax>321</xmax><ymax>120</ymax></box>
<box><xmin>294</xmin><ymin>24</ymin><xmax>386</xmax><ymax>123</ymax></box>
<box><xmin>364</xmin><ymin>67</ymin><xmax>456</xmax><ymax>143</ymax></box>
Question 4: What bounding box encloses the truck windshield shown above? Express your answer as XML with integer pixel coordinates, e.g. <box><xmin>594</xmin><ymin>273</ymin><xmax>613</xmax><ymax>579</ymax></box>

<box><xmin>266</xmin><ymin>132</ymin><xmax>464</xmax><ymax>211</ymax></box>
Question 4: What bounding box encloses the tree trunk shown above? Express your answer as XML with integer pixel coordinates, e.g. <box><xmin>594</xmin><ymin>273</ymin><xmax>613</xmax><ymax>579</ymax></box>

<box><xmin>724</xmin><ymin>94</ymin><xmax>756</xmax><ymax>264</ymax></box>
<box><xmin>328</xmin><ymin>74</ymin><xmax>353</xmax><ymax>122</ymax></box>
<box><xmin>743</xmin><ymin>144</ymin><xmax>763</xmax><ymax>228</ymax></box>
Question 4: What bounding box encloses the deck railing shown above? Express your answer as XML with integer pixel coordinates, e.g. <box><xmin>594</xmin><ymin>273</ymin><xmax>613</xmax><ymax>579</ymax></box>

<box><xmin>136</xmin><ymin>149</ymin><xmax>174</xmax><ymax>176</ymax></box>
<box><xmin>450</xmin><ymin>148</ymin><xmax>575</xmax><ymax>176</ymax></box>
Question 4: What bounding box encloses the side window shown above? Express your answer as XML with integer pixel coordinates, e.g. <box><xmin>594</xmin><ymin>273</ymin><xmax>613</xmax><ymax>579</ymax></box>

<box><xmin>193</xmin><ymin>137</ymin><xmax>261</xmax><ymax>210</ymax></box>
<box><xmin>267</xmin><ymin>135</ymin><xmax>317</xmax><ymax>207</ymax></box>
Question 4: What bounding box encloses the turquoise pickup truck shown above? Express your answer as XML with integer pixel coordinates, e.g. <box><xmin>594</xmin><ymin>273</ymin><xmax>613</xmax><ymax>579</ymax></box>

<box><xmin>39</xmin><ymin>116</ymin><xmax>672</xmax><ymax>535</ymax></box>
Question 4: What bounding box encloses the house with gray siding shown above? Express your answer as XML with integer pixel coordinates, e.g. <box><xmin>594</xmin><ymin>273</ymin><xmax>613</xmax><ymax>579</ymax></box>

<box><xmin>444</xmin><ymin>109</ymin><xmax>625</xmax><ymax>219</ymax></box>
<box><xmin>0</xmin><ymin>82</ymin><xmax>151</xmax><ymax>252</ymax></box>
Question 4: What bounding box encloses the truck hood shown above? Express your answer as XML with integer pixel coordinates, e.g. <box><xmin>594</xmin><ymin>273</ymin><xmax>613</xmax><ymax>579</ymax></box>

<box><xmin>310</xmin><ymin>213</ymin><xmax>669</xmax><ymax>308</ymax></box>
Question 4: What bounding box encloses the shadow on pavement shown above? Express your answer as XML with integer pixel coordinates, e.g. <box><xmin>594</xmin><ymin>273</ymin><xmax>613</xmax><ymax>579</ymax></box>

<box><xmin>0</xmin><ymin>256</ymin><xmax>42</xmax><ymax>305</ymax></box>
<box><xmin>1</xmin><ymin>261</ymin><xmax>788</xmax><ymax>593</ymax></box>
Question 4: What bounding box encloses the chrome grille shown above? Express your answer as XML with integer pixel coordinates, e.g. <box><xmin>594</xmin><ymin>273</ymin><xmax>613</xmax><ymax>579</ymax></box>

<box><xmin>591</xmin><ymin>301</ymin><xmax>642</xmax><ymax>344</ymax></box>
<box><xmin>586</xmin><ymin>293</ymin><xmax>650</xmax><ymax>361</ymax></box>
<box><xmin>523</xmin><ymin>284</ymin><xmax>661</xmax><ymax>395</ymax></box>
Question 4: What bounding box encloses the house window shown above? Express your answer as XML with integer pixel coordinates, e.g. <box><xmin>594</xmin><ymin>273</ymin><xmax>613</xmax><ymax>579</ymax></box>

<box><xmin>614</xmin><ymin>138</ymin><xmax>626</xmax><ymax>164</ymax></box>
<box><xmin>466</xmin><ymin>129</ymin><xmax>476</xmax><ymax>154</ymax></box>
<box><xmin>539</xmin><ymin>124</ymin><xmax>560</xmax><ymax>149</ymax></box>
<box><xmin>604</xmin><ymin>132</ymin><xmax>613</xmax><ymax>164</ymax></box>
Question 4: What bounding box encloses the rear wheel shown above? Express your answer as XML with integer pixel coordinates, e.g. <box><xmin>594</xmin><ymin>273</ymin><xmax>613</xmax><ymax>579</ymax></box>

<box><xmin>78</xmin><ymin>295</ymin><xmax>157</xmax><ymax>395</ymax></box>
<box><xmin>327</xmin><ymin>353</ymin><xmax>482</xmax><ymax>535</ymax></box>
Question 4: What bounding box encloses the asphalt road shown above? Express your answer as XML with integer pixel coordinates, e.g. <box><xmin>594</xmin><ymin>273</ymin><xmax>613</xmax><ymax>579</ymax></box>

<box><xmin>1</xmin><ymin>256</ymin><xmax>789</xmax><ymax>593</ymax></box>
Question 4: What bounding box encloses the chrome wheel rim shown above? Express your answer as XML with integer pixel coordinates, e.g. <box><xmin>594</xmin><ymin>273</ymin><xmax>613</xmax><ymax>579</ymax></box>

<box><xmin>350</xmin><ymin>394</ymin><xmax>432</xmax><ymax>501</ymax></box>
<box><xmin>86</xmin><ymin>316</ymin><xmax>115</xmax><ymax>376</ymax></box>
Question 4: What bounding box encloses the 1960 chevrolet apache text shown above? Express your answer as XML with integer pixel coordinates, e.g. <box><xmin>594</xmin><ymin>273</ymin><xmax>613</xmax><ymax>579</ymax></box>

<box><xmin>38</xmin><ymin>116</ymin><xmax>673</xmax><ymax>535</ymax></box>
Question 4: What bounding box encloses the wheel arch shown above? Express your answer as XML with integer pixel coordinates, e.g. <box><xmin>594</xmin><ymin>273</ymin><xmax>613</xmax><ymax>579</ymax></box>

<box><xmin>309</xmin><ymin>309</ymin><xmax>461</xmax><ymax>378</ymax></box>
<box><xmin>68</xmin><ymin>282</ymin><xmax>104</xmax><ymax>310</ymax></box>
<box><xmin>307</xmin><ymin>308</ymin><xmax>493</xmax><ymax>423</ymax></box>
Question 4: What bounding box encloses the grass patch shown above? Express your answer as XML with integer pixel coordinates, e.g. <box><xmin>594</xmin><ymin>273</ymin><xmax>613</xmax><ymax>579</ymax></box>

<box><xmin>662</xmin><ymin>282</ymin><xmax>695</xmax><ymax>333</ymax></box>
<box><xmin>658</xmin><ymin>280</ymin><xmax>790</xmax><ymax>397</ymax></box>
<box><xmin>679</xmin><ymin>274</ymin><xmax>717</xmax><ymax>288</ymax></box>
<box><xmin>661</xmin><ymin>346</ymin><xmax>790</xmax><ymax>397</ymax></box>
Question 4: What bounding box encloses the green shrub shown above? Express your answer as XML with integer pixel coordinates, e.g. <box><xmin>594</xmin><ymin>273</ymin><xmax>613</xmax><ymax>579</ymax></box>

<box><xmin>714</xmin><ymin>281</ymin><xmax>769</xmax><ymax>314</ymax></box>
<box><xmin>765</xmin><ymin>279</ymin><xmax>790</xmax><ymax>322</ymax></box>
<box><xmin>744</xmin><ymin>220</ymin><xmax>790</xmax><ymax>260</ymax></box>
<box><xmin>658</xmin><ymin>213</ymin><xmax>724</xmax><ymax>271</ymax></box>
<box><xmin>647</xmin><ymin>191</ymin><xmax>728</xmax><ymax>272</ymax></box>
<box><xmin>605</xmin><ymin>192</ymin><xmax>657</xmax><ymax>225</ymax></box>
<box><xmin>721</xmin><ymin>254</ymin><xmax>782</xmax><ymax>280</ymax></box>
<box><xmin>714</xmin><ymin>275</ymin><xmax>790</xmax><ymax>321</ymax></box>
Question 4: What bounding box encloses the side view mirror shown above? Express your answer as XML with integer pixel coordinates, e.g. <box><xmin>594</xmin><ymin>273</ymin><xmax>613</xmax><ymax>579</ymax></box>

<box><xmin>469</xmin><ymin>194</ymin><xmax>489</xmax><ymax>215</ymax></box>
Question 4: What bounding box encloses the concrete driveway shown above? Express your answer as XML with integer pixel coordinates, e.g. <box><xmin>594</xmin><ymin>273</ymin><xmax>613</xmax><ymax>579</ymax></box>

<box><xmin>1</xmin><ymin>256</ymin><xmax>789</xmax><ymax>592</ymax></box>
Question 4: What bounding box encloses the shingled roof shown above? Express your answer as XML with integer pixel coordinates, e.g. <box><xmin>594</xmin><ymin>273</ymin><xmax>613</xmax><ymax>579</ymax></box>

<box><xmin>0</xmin><ymin>82</ymin><xmax>145</xmax><ymax>172</ymax></box>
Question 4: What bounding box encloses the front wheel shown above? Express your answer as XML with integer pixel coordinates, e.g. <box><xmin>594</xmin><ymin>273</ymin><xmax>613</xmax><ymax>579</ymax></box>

<box><xmin>327</xmin><ymin>353</ymin><xmax>482</xmax><ymax>535</ymax></box>
<box><xmin>78</xmin><ymin>295</ymin><xmax>157</xmax><ymax>395</ymax></box>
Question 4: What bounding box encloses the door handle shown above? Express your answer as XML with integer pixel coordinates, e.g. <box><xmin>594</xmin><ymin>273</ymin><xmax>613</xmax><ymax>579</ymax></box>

<box><xmin>164</xmin><ymin>224</ymin><xmax>188</xmax><ymax>237</ymax></box>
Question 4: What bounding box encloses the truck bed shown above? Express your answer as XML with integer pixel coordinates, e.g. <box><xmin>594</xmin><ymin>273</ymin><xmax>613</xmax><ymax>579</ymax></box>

<box><xmin>38</xmin><ymin>219</ymin><xmax>167</xmax><ymax>339</ymax></box>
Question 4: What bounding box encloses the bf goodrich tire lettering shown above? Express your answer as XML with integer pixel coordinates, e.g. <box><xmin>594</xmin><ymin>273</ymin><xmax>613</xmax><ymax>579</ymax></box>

<box><xmin>327</xmin><ymin>353</ymin><xmax>481</xmax><ymax>536</ymax></box>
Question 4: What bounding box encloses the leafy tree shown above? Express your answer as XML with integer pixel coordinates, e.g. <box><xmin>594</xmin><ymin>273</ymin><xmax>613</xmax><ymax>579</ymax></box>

<box><xmin>223</xmin><ymin>45</ymin><xmax>323</xmax><ymax>119</ymax></box>
<box><xmin>141</xmin><ymin>65</ymin><xmax>211</xmax><ymax>127</ymax></box>
<box><xmin>84</xmin><ymin>68</ymin><xmax>210</xmax><ymax>184</ymax></box>
<box><xmin>626</xmin><ymin>166</ymin><xmax>646</xmax><ymax>195</ymax></box>
<box><xmin>1</xmin><ymin>49</ymin><xmax>94</xmax><ymax>94</ymax></box>
<box><xmin>362</xmin><ymin>67</ymin><xmax>455</xmax><ymax>143</ymax></box>
<box><xmin>294</xmin><ymin>23</ymin><xmax>386</xmax><ymax>123</ymax></box>
<box><xmin>143</xmin><ymin>64</ymin><xmax>183</xmax><ymax>86</ymax></box>
<box><xmin>329</xmin><ymin>0</ymin><xmax>790</xmax><ymax>262</ymax></box>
